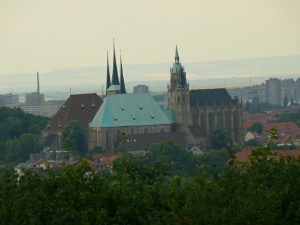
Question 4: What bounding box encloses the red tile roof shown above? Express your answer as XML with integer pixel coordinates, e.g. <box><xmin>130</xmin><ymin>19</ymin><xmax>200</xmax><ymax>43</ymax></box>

<box><xmin>234</xmin><ymin>148</ymin><xmax>300</xmax><ymax>162</ymax></box>
<box><xmin>263</xmin><ymin>122</ymin><xmax>300</xmax><ymax>136</ymax></box>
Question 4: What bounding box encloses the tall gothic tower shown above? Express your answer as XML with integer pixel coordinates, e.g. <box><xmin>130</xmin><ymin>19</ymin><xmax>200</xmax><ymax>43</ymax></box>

<box><xmin>168</xmin><ymin>46</ymin><xmax>190</xmax><ymax>125</ymax></box>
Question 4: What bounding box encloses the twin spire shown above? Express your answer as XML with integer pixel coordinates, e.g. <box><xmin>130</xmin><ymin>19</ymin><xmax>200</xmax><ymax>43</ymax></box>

<box><xmin>106</xmin><ymin>40</ymin><xmax>126</xmax><ymax>95</ymax></box>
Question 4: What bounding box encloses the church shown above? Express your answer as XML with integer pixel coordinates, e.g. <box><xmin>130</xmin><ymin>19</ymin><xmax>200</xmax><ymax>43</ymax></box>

<box><xmin>88</xmin><ymin>45</ymin><xmax>244</xmax><ymax>151</ymax></box>
<box><xmin>168</xmin><ymin>46</ymin><xmax>244</xmax><ymax>150</ymax></box>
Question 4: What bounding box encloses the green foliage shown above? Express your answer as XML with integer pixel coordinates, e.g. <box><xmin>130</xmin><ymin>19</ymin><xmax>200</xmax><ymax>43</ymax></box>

<box><xmin>244</xmin><ymin>138</ymin><xmax>259</xmax><ymax>147</ymax></box>
<box><xmin>248</xmin><ymin>122</ymin><xmax>263</xmax><ymax>134</ymax></box>
<box><xmin>210</xmin><ymin>128</ymin><xmax>228</xmax><ymax>150</ymax></box>
<box><xmin>272</xmin><ymin>110</ymin><xmax>300</xmax><ymax>127</ymax></box>
<box><xmin>0</xmin><ymin>107</ymin><xmax>48</xmax><ymax>165</ymax></box>
<box><xmin>2</xmin><ymin>132</ymin><xmax>300</xmax><ymax>224</ymax></box>
<box><xmin>4</xmin><ymin>133</ymin><xmax>42</xmax><ymax>164</ymax></box>
<box><xmin>0</xmin><ymin>107</ymin><xmax>48</xmax><ymax>142</ymax></box>
<box><xmin>62</xmin><ymin>120</ymin><xmax>86</xmax><ymax>155</ymax></box>
<box><xmin>283</xmin><ymin>96</ymin><xmax>288</xmax><ymax>108</ymax></box>
<box><xmin>90</xmin><ymin>146</ymin><xmax>104</xmax><ymax>154</ymax></box>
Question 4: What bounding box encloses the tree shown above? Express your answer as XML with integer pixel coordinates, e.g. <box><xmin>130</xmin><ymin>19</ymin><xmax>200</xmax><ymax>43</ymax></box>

<box><xmin>283</xmin><ymin>96</ymin><xmax>288</xmax><ymax>108</ymax></box>
<box><xmin>244</xmin><ymin>138</ymin><xmax>259</xmax><ymax>147</ymax></box>
<box><xmin>62</xmin><ymin>120</ymin><xmax>86</xmax><ymax>155</ymax></box>
<box><xmin>245</xmin><ymin>100</ymin><xmax>250</xmax><ymax>112</ymax></box>
<box><xmin>248</xmin><ymin>122</ymin><xmax>263</xmax><ymax>135</ymax></box>
<box><xmin>210</xmin><ymin>128</ymin><xmax>228</xmax><ymax>150</ymax></box>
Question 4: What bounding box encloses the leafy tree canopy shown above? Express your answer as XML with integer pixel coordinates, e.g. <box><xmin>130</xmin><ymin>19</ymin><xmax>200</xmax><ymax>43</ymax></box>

<box><xmin>210</xmin><ymin>128</ymin><xmax>228</xmax><ymax>150</ymax></box>
<box><xmin>248</xmin><ymin>122</ymin><xmax>263</xmax><ymax>134</ymax></box>
<box><xmin>62</xmin><ymin>120</ymin><xmax>86</xmax><ymax>155</ymax></box>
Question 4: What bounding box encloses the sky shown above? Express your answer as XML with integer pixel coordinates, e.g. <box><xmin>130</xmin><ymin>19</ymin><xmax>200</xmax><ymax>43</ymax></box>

<box><xmin>1</xmin><ymin>0</ymin><xmax>300</xmax><ymax>91</ymax></box>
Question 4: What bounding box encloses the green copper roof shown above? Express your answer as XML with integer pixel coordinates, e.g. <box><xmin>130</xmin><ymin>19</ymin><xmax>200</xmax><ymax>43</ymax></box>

<box><xmin>163</xmin><ymin>109</ymin><xmax>175</xmax><ymax>123</ymax></box>
<box><xmin>89</xmin><ymin>93</ymin><xmax>172</xmax><ymax>128</ymax></box>
<box><xmin>107</xmin><ymin>85</ymin><xmax>120</xmax><ymax>91</ymax></box>
<box><xmin>172</xmin><ymin>63</ymin><xmax>183</xmax><ymax>73</ymax></box>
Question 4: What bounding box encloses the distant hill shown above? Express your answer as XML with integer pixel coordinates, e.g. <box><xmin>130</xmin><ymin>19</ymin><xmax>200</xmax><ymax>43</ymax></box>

<box><xmin>1</xmin><ymin>55</ymin><xmax>300</xmax><ymax>94</ymax></box>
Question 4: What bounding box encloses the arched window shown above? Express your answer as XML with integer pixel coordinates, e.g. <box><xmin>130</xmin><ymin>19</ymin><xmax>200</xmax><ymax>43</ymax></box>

<box><xmin>200</xmin><ymin>112</ymin><xmax>205</xmax><ymax>131</ymax></box>
<box><xmin>208</xmin><ymin>112</ymin><xmax>213</xmax><ymax>133</ymax></box>
<box><xmin>233</xmin><ymin>111</ymin><xmax>238</xmax><ymax>141</ymax></box>
<box><xmin>144</xmin><ymin>128</ymin><xmax>148</xmax><ymax>134</ymax></box>
<box><xmin>105</xmin><ymin>129</ymin><xmax>110</xmax><ymax>149</ymax></box>
<box><xmin>177</xmin><ymin>95</ymin><xmax>180</xmax><ymax>102</ymax></box>
<box><xmin>116</xmin><ymin>129</ymin><xmax>121</xmax><ymax>142</ymax></box>
<box><xmin>192</xmin><ymin>112</ymin><xmax>198</xmax><ymax>126</ymax></box>
<box><xmin>225</xmin><ymin>111</ymin><xmax>231</xmax><ymax>134</ymax></box>
<box><xmin>131</xmin><ymin>128</ymin><xmax>134</xmax><ymax>135</ymax></box>
<box><xmin>217</xmin><ymin>111</ymin><xmax>223</xmax><ymax>128</ymax></box>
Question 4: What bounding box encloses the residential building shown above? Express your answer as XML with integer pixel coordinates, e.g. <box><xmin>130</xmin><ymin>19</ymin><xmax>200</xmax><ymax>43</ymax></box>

<box><xmin>266</xmin><ymin>78</ymin><xmax>282</xmax><ymax>105</ymax></box>
<box><xmin>134</xmin><ymin>85</ymin><xmax>149</xmax><ymax>93</ymax></box>
<box><xmin>0</xmin><ymin>93</ymin><xmax>19</xmax><ymax>106</ymax></box>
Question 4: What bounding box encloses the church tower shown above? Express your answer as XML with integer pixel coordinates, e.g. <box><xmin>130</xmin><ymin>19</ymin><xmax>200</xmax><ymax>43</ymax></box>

<box><xmin>168</xmin><ymin>46</ymin><xmax>190</xmax><ymax>125</ymax></box>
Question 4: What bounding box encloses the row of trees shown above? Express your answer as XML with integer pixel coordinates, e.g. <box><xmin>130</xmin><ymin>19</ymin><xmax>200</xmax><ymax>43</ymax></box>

<box><xmin>0</xmin><ymin>107</ymin><xmax>48</xmax><ymax>165</ymax></box>
<box><xmin>1</xmin><ymin>136</ymin><xmax>300</xmax><ymax>224</ymax></box>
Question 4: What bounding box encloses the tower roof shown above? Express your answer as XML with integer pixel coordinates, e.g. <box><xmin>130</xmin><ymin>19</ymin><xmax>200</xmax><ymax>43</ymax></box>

<box><xmin>112</xmin><ymin>39</ymin><xmax>120</xmax><ymax>85</ymax></box>
<box><xmin>120</xmin><ymin>51</ymin><xmax>126</xmax><ymax>94</ymax></box>
<box><xmin>175</xmin><ymin>45</ymin><xmax>180</xmax><ymax>63</ymax></box>
<box><xmin>172</xmin><ymin>46</ymin><xmax>184</xmax><ymax>74</ymax></box>
<box><xmin>106</xmin><ymin>51</ymin><xmax>111</xmax><ymax>96</ymax></box>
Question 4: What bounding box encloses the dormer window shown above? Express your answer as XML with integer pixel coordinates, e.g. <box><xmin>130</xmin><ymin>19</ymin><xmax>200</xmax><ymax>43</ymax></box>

<box><xmin>92</xmin><ymin>99</ymin><xmax>95</xmax><ymax>109</ymax></box>
<box><xmin>62</xmin><ymin>104</ymin><xmax>66</xmax><ymax>110</ymax></box>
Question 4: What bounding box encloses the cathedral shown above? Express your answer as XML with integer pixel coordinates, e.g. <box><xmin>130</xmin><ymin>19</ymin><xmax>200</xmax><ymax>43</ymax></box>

<box><xmin>88</xmin><ymin>45</ymin><xmax>244</xmax><ymax>151</ymax></box>
<box><xmin>168</xmin><ymin>46</ymin><xmax>244</xmax><ymax>149</ymax></box>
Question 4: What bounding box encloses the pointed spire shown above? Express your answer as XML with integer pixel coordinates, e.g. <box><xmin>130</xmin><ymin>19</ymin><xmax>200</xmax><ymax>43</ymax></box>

<box><xmin>120</xmin><ymin>50</ymin><xmax>126</xmax><ymax>94</ymax></box>
<box><xmin>106</xmin><ymin>51</ymin><xmax>111</xmax><ymax>96</ymax></box>
<box><xmin>112</xmin><ymin>38</ymin><xmax>120</xmax><ymax>85</ymax></box>
<box><xmin>37</xmin><ymin>72</ymin><xmax>40</xmax><ymax>93</ymax></box>
<box><xmin>175</xmin><ymin>45</ymin><xmax>180</xmax><ymax>64</ymax></box>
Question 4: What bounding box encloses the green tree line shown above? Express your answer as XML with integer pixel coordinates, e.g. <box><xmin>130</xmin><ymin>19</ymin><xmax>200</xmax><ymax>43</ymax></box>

<box><xmin>0</xmin><ymin>107</ymin><xmax>48</xmax><ymax>165</ymax></box>
<box><xmin>1</xmin><ymin>135</ymin><xmax>300</xmax><ymax>224</ymax></box>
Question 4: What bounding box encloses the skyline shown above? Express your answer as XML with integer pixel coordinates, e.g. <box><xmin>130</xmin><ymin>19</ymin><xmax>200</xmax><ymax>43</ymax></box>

<box><xmin>1</xmin><ymin>0</ymin><xmax>300</xmax><ymax>93</ymax></box>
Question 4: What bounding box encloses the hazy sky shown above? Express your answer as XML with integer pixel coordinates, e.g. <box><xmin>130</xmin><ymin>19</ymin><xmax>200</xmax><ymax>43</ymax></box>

<box><xmin>1</xmin><ymin>0</ymin><xmax>300</xmax><ymax>75</ymax></box>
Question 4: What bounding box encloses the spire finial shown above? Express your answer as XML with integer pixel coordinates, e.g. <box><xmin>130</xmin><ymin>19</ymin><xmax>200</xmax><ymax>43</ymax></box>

<box><xmin>112</xmin><ymin>39</ymin><xmax>120</xmax><ymax>85</ymax></box>
<box><xmin>106</xmin><ymin>50</ymin><xmax>111</xmax><ymax>96</ymax></box>
<box><xmin>120</xmin><ymin>49</ymin><xmax>126</xmax><ymax>94</ymax></box>
<box><xmin>175</xmin><ymin>45</ymin><xmax>180</xmax><ymax>63</ymax></box>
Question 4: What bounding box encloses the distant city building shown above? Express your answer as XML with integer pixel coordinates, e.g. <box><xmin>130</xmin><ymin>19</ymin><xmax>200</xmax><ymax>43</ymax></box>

<box><xmin>257</xmin><ymin>85</ymin><xmax>267</xmax><ymax>103</ymax></box>
<box><xmin>133</xmin><ymin>84</ymin><xmax>149</xmax><ymax>93</ymax></box>
<box><xmin>25</xmin><ymin>92</ymin><xmax>45</xmax><ymax>105</ymax></box>
<box><xmin>0</xmin><ymin>93</ymin><xmax>19</xmax><ymax>106</ymax></box>
<box><xmin>266</xmin><ymin>78</ymin><xmax>282</xmax><ymax>105</ymax></box>
<box><xmin>19</xmin><ymin>103</ymin><xmax>61</xmax><ymax>117</ymax></box>
<box><xmin>25</xmin><ymin>72</ymin><xmax>45</xmax><ymax>105</ymax></box>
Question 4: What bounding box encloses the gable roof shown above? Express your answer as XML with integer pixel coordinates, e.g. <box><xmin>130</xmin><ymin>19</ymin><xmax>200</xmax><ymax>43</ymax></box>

<box><xmin>89</xmin><ymin>93</ymin><xmax>172</xmax><ymax>128</ymax></box>
<box><xmin>190</xmin><ymin>88</ymin><xmax>238</xmax><ymax>107</ymax></box>
<box><xmin>43</xmin><ymin>93</ymin><xmax>103</xmax><ymax>132</ymax></box>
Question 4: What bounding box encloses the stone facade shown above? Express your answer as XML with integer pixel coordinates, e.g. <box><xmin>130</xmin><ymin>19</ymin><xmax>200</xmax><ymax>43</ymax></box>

<box><xmin>168</xmin><ymin>47</ymin><xmax>244</xmax><ymax>150</ymax></box>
